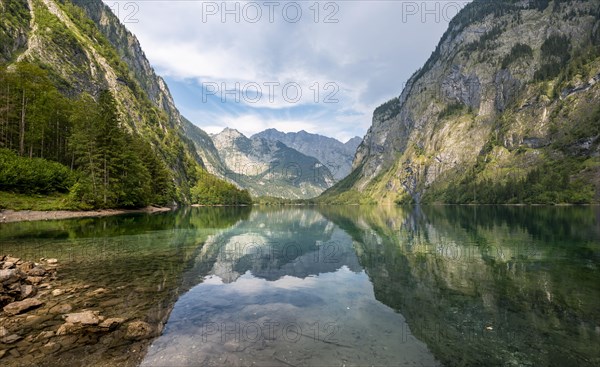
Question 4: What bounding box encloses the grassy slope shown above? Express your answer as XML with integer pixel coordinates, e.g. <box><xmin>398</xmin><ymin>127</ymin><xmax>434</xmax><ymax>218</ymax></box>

<box><xmin>0</xmin><ymin>192</ymin><xmax>75</xmax><ymax>211</ymax></box>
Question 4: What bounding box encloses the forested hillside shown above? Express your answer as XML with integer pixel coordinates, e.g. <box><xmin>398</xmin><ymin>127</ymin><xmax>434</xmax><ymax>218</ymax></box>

<box><xmin>0</xmin><ymin>0</ymin><xmax>250</xmax><ymax>209</ymax></box>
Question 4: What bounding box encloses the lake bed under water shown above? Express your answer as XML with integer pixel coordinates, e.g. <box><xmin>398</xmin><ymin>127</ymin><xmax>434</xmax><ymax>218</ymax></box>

<box><xmin>1</xmin><ymin>205</ymin><xmax>599</xmax><ymax>366</ymax></box>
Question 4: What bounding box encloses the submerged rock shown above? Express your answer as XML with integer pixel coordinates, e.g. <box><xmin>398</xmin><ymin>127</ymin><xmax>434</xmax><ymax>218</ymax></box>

<box><xmin>0</xmin><ymin>269</ymin><xmax>23</xmax><ymax>285</ymax></box>
<box><xmin>3</xmin><ymin>298</ymin><xmax>44</xmax><ymax>315</ymax></box>
<box><xmin>49</xmin><ymin>303</ymin><xmax>72</xmax><ymax>314</ymax></box>
<box><xmin>0</xmin><ymin>295</ymin><xmax>14</xmax><ymax>307</ymax></box>
<box><xmin>125</xmin><ymin>321</ymin><xmax>154</xmax><ymax>340</ymax></box>
<box><xmin>1</xmin><ymin>257</ymin><xmax>54</xmax><ymax>312</ymax></box>
<box><xmin>19</xmin><ymin>262</ymin><xmax>35</xmax><ymax>272</ymax></box>
<box><xmin>51</xmin><ymin>289</ymin><xmax>64</xmax><ymax>297</ymax></box>
<box><xmin>0</xmin><ymin>326</ymin><xmax>22</xmax><ymax>344</ymax></box>
<box><xmin>26</xmin><ymin>267</ymin><xmax>46</xmax><ymax>277</ymax></box>
<box><xmin>99</xmin><ymin>317</ymin><xmax>125</xmax><ymax>330</ymax></box>
<box><xmin>21</xmin><ymin>284</ymin><xmax>35</xmax><ymax>299</ymax></box>
<box><xmin>40</xmin><ymin>341</ymin><xmax>61</xmax><ymax>354</ymax></box>
<box><xmin>26</xmin><ymin>276</ymin><xmax>44</xmax><ymax>285</ymax></box>
<box><xmin>56</xmin><ymin>311</ymin><xmax>120</xmax><ymax>335</ymax></box>
<box><xmin>36</xmin><ymin>330</ymin><xmax>55</xmax><ymax>340</ymax></box>
<box><xmin>1</xmin><ymin>333</ymin><xmax>22</xmax><ymax>344</ymax></box>
<box><xmin>4</xmin><ymin>257</ymin><xmax>20</xmax><ymax>265</ymax></box>
<box><xmin>0</xmin><ymin>253</ymin><xmax>163</xmax><ymax>365</ymax></box>
<box><xmin>63</xmin><ymin>311</ymin><xmax>102</xmax><ymax>325</ymax></box>
<box><xmin>88</xmin><ymin>288</ymin><xmax>108</xmax><ymax>297</ymax></box>
<box><xmin>56</xmin><ymin>322</ymin><xmax>83</xmax><ymax>336</ymax></box>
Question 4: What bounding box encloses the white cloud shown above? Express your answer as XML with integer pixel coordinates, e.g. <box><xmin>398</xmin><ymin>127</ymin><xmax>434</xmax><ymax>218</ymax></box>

<box><xmin>105</xmin><ymin>0</ymin><xmax>470</xmax><ymax>141</ymax></box>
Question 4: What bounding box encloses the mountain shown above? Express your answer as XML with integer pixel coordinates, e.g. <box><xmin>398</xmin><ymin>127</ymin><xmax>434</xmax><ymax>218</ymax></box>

<box><xmin>345</xmin><ymin>136</ymin><xmax>363</xmax><ymax>152</ymax></box>
<box><xmin>323</xmin><ymin>0</ymin><xmax>600</xmax><ymax>205</ymax></box>
<box><xmin>182</xmin><ymin>117</ymin><xmax>230</xmax><ymax>177</ymax></box>
<box><xmin>253</xmin><ymin>129</ymin><xmax>362</xmax><ymax>180</ymax></box>
<box><xmin>208</xmin><ymin>128</ymin><xmax>336</xmax><ymax>199</ymax></box>
<box><xmin>0</xmin><ymin>0</ymin><xmax>244</xmax><ymax>207</ymax></box>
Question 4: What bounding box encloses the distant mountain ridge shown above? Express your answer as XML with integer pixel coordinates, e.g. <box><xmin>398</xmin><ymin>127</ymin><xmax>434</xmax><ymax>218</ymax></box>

<box><xmin>185</xmin><ymin>127</ymin><xmax>335</xmax><ymax>199</ymax></box>
<box><xmin>253</xmin><ymin>129</ymin><xmax>362</xmax><ymax>180</ymax></box>
<box><xmin>183</xmin><ymin>123</ymin><xmax>361</xmax><ymax>199</ymax></box>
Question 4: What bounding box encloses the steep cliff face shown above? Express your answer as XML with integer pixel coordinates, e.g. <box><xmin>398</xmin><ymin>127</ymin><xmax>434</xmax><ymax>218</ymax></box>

<box><xmin>326</xmin><ymin>0</ymin><xmax>600</xmax><ymax>204</ymax></box>
<box><xmin>0</xmin><ymin>0</ymin><xmax>30</xmax><ymax>63</ymax></box>
<box><xmin>253</xmin><ymin>129</ymin><xmax>362</xmax><ymax>180</ymax></box>
<box><xmin>210</xmin><ymin>128</ymin><xmax>336</xmax><ymax>199</ymax></box>
<box><xmin>2</xmin><ymin>0</ymin><xmax>218</xmax><ymax>202</ymax></box>
<box><xmin>182</xmin><ymin>117</ymin><xmax>230</xmax><ymax>177</ymax></box>
<box><xmin>69</xmin><ymin>0</ymin><xmax>179</xmax><ymax>119</ymax></box>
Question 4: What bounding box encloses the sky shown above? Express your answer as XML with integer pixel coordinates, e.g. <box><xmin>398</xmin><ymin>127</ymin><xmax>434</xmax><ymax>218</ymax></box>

<box><xmin>103</xmin><ymin>1</ymin><xmax>471</xmax><ymax>142</ymax></box>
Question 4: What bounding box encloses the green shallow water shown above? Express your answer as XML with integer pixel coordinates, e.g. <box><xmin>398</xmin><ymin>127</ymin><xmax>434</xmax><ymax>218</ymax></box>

<box><xmin>1</xmin><ymin>205</ymin><xmax>599</xmax><ymax>366</ymax></box>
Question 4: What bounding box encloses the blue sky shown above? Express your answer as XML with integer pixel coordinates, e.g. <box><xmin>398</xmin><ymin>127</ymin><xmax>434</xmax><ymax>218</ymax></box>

<box><xmin>104</xmin><ymin>1</ymin><xmax>470</xmax><ymax>142</ymax></box>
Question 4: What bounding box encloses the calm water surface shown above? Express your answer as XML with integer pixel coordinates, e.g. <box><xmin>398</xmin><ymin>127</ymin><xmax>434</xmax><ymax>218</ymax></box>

<box><xmin>1</xmin><ymin>206</ymin><xmax>599</xmax><ymax>366</ymax></box>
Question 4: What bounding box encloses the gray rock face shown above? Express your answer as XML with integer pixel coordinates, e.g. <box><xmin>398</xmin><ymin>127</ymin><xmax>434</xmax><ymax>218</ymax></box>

<box><xmin>494</xmin><ymin>69</ymin><xmax>521</xmax><ymax>112</ymax></box>
<box><xmin>352</xmin><ymin>105</ymin><xmax>414</xmax><ymax>190</ymax></box>
<box><xmin>522</xmin><ymin>137</ymin><xmax>549</xmax><ymax>149</ymax></box>
<box><xmin>441</xmin><ymin>65</ymin><xmax>481</xmax><ymax>109</ymax></box>
<box><xmin>253</xmin><ymin>129</ymin><xmax>362</xmax><ymax>180</ymax></box>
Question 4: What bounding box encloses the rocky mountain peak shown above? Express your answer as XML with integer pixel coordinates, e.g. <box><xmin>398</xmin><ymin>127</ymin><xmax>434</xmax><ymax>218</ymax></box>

<box><xmin>211</xmin><ymin>128</ymin><xmax>249</xmax><ymax>147</ymax></box>
<box><xmin>345</xmin><ymin>137</ymin><xmax>363</xmax><ymax>150</ymax></box>
<box><xmin>252</xmin><ymin>129</ymin><xmax>362</xmax><ymax>181</ymax></box>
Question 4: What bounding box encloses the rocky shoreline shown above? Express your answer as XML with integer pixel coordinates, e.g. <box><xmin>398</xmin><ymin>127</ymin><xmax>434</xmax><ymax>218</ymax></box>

<box><xmin>0</xmin><ymin>255</ymin><xmax>161</xmax><ymax>366</ymax></box>
<box><xmin>0</xmin><ymin>206</ymin><xmax>172</xmax><ymax>224</ymax></box>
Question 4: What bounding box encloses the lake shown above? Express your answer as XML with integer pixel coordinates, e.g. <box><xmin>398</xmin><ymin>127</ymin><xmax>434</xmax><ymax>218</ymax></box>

<box><xmin>1</xmin><ymin>206</ymin><xmax>599</xmax><ymax>366</ymax></box>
